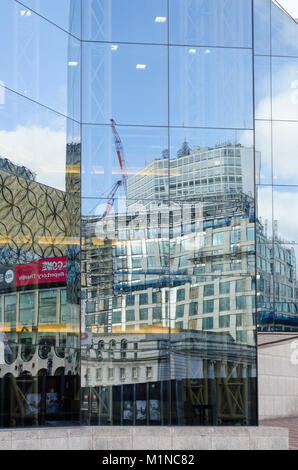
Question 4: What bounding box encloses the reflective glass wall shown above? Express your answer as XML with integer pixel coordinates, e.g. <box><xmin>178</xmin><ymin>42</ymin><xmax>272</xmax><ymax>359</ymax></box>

<box><xmin>0</xmin><ymin>0</ymin><xmax>274</xmax><ymax>429</ymax></box>
<box><xmin>81</xmin><ymin>0</ymin><xmax>257</xmax><ymax>426</ymax></box>
<box><xmin>0</xmin><ymin>0</ymin><xmax>81</xmax><ymax>427</ymax></box>
<box><xmin>254</xmin><ymin>0</ymin><xmax>298</xmax><ymax>332</ymax></box>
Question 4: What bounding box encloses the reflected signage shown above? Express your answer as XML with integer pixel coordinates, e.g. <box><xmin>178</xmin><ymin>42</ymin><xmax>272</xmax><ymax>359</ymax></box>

<box><xmin>15</xmin><ymin>256</ymin><xmax>67</xmax><ymax>287</ymax></box>
<box><xmin>0</xmin><ymin>266</ymin><xmax>15</xmax><ymax>290</ymax></box>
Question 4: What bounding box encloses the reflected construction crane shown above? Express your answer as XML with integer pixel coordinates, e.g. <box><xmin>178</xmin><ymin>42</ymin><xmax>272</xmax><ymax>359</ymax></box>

<box><xmin>99</xmin><ymin>119</ymin><xmax>127</xmax><ymax>220</ymax></box>
<box><xmin>97</xmin><ymin>119</ymin><xmax>128</xmax><ymax>334</ymax></box>
<box><xmin>89</xmin><ymin>119</ymin><xmax>127</xmax><ymax>219</ymax></box>
<box><xmin>110</xmin><ymin>118</ymin><xmax>127</xmax><ymax>194</ymax></box>
<box><xmin>101</xmin><ymin>179</ymin><xmax>122</xmax><ymax>219</ymax></box>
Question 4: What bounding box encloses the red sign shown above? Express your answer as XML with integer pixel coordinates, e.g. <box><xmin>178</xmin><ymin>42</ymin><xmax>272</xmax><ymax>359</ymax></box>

<box><xmin>15</xmin><ymin>256</ymin><xmax>67</xmax><ymax>287</ymax></box>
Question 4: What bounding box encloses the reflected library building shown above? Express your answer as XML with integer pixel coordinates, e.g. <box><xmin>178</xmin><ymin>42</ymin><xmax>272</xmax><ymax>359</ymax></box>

<box><xmin>0</xmin><ymin>0</ymin><xmax>297</xmax><ymax>433</ymax></box>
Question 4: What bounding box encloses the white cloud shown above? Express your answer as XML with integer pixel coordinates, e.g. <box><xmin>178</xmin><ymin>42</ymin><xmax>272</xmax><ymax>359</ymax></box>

<box><xmin>253</xmin><ymin>61</ymin><xmax>298</xmax><ymax>185</ymax></box>
<box><xmin>277</xmin><ymin>0</ymin><xmax>298</xmax><ymax>19</ymax></box>
<box><xmin>241</xmin><ymin>58</ymin><xmax>298</xmax><ymax>248</ymax></box>
<box><xmin>0</xmin><ymin>125</ymin><xmax>67</xmax><ymax>191</ymax></box>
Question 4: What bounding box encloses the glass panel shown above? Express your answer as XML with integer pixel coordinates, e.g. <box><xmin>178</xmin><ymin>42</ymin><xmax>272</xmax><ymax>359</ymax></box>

<box><xmin>170</xmin><ymin>46</ymin><xmax>253</xmax><ymax>129</ymax></box>
<box><xmin>82</xmin><ymin>42</ymin><xmax>168</xmax><ymax>126</ymax></box>
<box><xmin>82</xmin><ymin>189</ymin><xmax>257</xmax><ymax>425</ymax></box>
<box><xmin>82</xmin><ymin>124</ymin><xmax>169</xmax><ymax>199</ymax></box>
<box><xmin>0</xmin><ymin>0</ymin><xmax>262</xmax><ymax>428</ymax></box>
<box><xmin>254</xmin><ymin>56</ymin><xmax>271</xmax><ymax>120</ymax></box>
<box><xmin>82</xmin><ymin>290</ymin><xmax>171</xmax><ymax>424</ymax></box>
<box><xmin>254</xmin><ymin>0</ymin><xmax>271</xmax><ymax>55</ymax></box>
<box><xmin>255</xmin><ymin>120</ymin><xmax>272</xmax><ymax>185</ymax></box>
<box><xmin>169</xmin><ymin>273</ymin><xmax>257</xmax><ymax>425</ymax></box>
<box><xmin>0</xmin><ymin>0</ymin><xmax>81</xmax><ymax>429</ymax></box>
<box><xmin>167</xmin><ymin>130</ymin><xmax>257</xmax><ymax>423</ymax></box>
<box><xmin>83</xmin><ymin>0</ymin><xmax>167</xmax><ymax>44</ymax></box>
<box><xmin>272</xmin><ymin>121</ymin><xmax>298</xmax><ymax>185</ymax></box>
<box><xmin>38</xmin><ymin>290</ymin><xmax>57</xmax><ymax>324</ymax></box>
<box><xmin>81</xmin><ymin>196</ymin><xmax>172</xmax><ymax>424</ymax></box>
<box><xmin>4</xmin><ymin>294</ymin><xmax>17</xmax><ymax>329</ymax></box>
<box><xmin>256</xmin><ymin>235</ymin><xmax>273</xmax><ymax>332</ymax></box>
<box><xmin>82</xmin><ymin>198</ymin><xmax>170</xmax><ymax>270</ymax></box>
<box><xmin>19</xmin><ymin>293</ymin><xmax>35</xmax><ymax>325</ymax></box>
<box><xmin>0</xmin><ymin>85</ymin><xmax>81</xmax><ymax>193</ymax></box>
<box><xmin>0</xmin><ymin>0</ymin><xmax>81</xmax><ymax>121</ymax></box>
<box><xmin>273</xmin><ymin>186</ymin><xmax>298</xmax><ymax>244</ymax></box>
<box><xmin>271</xmin><ymin>1</ymin><xmax>298</xmax><ymax>58</ymax></box>
<box><xmin>0</xmin><ymin>221</ymin><xmax>80</xmax><ymax>425</ymax></box>
<box><xmin>272</xmin><ymin>57</ymin><xmax>298</xmax><ymax>121</ymax></box>
<box><xmin>170</xmin><ymin>0</ymin><xmax>252</xmax><ymax>48</ymax></box>
<box><xmin>15</xmin><ymin>0</ymin><xmax>81</xmax><ymax>37</ymax></box>
<box><xmin>60</xmin><ymin>289</ymin><xmax>67</xmax><ymax>322</ymax></box>
<box><xmin>169</xmin><ymin>127</ymin><xmax>255</xmax><ymax>203</ymax></box>
<box><xmin>272</xmin><ymin>243</ymin><xmax>298</xmax><ymax>332</ymax></box>
<box><xmin>256</xmin><ymin>185</ymin><xmax>273</xmax><ymax>240</ymax></box>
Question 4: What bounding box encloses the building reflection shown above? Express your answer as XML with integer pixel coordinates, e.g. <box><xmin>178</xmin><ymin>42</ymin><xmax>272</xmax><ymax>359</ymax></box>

<box><xmin>1</xmin><ymin>0</ymin><xmax>298</xmax><ymax>431</ymax></box>
<box><xmin>81</xmin><ymin>141</ymin><xmax>260</xmax><ymax>425</ymax></box>
<box><xmin>1</xmin><ymin>136</ymin><xmax>297</xmax><ymax>426</ymax></box>
<box><xmin>0</xmin><ymin>143</ymin><xmax>80</xmax><ymax>427</ymax></box>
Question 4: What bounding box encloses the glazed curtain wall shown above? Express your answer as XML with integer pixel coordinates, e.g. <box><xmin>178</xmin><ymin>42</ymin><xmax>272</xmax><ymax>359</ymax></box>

<box><xmin>254</xmin><ymin>0</ymin><xmax>298</xmax><ymax>333</ymax></box>
<box><xmin>80</xmin><ymin>0</ymin><xmax>257</xmax><ymax>426</ymax></box>
<box><xmin>0</xmin><ymin>0</ymin><xmax>259</xmax><ymax>428</ymax></box>
<box><xmin>0</xmin><ymin>0</ymin><xmax>81</xmax><ymax>427</ymax></box>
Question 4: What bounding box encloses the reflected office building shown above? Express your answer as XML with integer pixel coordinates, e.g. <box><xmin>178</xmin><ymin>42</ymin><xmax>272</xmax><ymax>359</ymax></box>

<box><xmin>1</xmin><ymin>0</ymin><xmax>298</xmax><ymax>428</ymax></box>
<box><xmin>81</xmin><ymin>140</ymin><xmax>258</xmax><ymax>425</ymax></box>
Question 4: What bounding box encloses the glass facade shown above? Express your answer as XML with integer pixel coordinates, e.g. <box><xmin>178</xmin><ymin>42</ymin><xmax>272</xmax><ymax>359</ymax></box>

<box><xmin>80</xmin><ymin>0</ymin><xmax>257</xmax><ymax>427</ymax></box>
<box><xmin>0</xmin><ymin>0</ymin><xmax>296</xmax><ymax>428</ymax></box>
<box><xmin>254</xmin><ymin>0</ymin><xmax>298</xmax><ymax>333</ymax></box>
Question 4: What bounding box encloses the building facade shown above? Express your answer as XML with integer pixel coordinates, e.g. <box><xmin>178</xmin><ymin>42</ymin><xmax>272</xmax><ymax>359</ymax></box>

<box><xmin>0</xmin><ymin>0</ymin><xmax>297</xmax><ymax>429</ymax></box>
